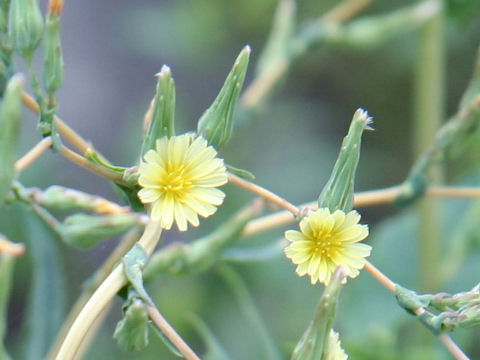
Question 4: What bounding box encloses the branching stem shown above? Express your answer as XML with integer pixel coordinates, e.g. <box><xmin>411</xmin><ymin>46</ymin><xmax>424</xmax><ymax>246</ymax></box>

<box><xmin>15</xmin><ymin>137</ymin><xmax>53</xmax><ymax>172</ymax></box>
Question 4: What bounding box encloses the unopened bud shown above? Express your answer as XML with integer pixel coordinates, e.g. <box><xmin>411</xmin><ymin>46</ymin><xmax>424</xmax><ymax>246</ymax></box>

<box><xmin>8</xmin><ymin>0</ymin><xmax>44</xmax><ymax>59</ymax></box>
<box><xmin>140</xmin><ymin>65</ymin><xmax>175</xmax><ymax>155</ymax></box>
<box><xmin>43</xmin><ymin>1</ymin><xmax>64</xmax><ymax>94</ymax></box>
<box><xmin>58</xmin><ymin>213</ymin><xmax>144</xmax><ymax>249</ymax></box>
<box><xmin>318</xmin><ymin>108</ymin><xmax>373</xmax><ymax>212</ymax></box>
<box><xmin>197</xmin><ymin>46</ymin><xmax>250</xmax><ymax>150</ymax></box>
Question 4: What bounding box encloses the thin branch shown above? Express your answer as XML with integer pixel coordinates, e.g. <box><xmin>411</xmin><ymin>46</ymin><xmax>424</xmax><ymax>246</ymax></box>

<box><xmin>15</xmin><ymin>137</ymin><xmax>53</xmax><ymax>172</ymax></box>
<box><xmin>241</xmin><ymin>185</ymin><xmax>480</xmax><ymax>237</ymax></box>
<box><xmin>363</xmin><ymin>261</ymin><xmax>469</xmax><ymax>360</ymax></box>
<box><xmin>227</xmin><ymin>172</ymin><xmax>300</xmax><ymax>216</ymax></box>
<box><xmin>146</xmin><ymin>304</ymin><xmax>201</xmax><ymax>360</ymax></box>
<box><xmin>59</xmin><ymin>146</ymin><xmax>124</xmax><ymax>184</ymax></box>
<box><xmin>21</xmin><ymin>91</ymin><xmax>93</xmax><ymax>155</ymax></box>
<box><xmin>321</xmin><ymin>0</ymin><xmax>372</xmax><ymax>23</ymax></box>
<box><xmin>438</xmin><ymin>333</ymin><xmax>470</xmax><ymax>360</ymax></box>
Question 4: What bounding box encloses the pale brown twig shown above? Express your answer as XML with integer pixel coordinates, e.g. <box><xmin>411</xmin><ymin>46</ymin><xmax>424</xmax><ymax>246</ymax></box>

<box><xmin>58</xmin><ymin>146</ymin><xmax>123</xmax><ymax>184</ymax></box>
<box><xmin>15</xmin><ymin>137</ymin><xmax>53</xmax><ymax>172</ymax></box>
<box><xmin>227</xmin><ymin>172</ymin><xmax>300</xmax><ymax>216</ymax></box>
<box><xmin>241</xmin><ymin>185</ymin><xmax>480</xmax><ymax>237</ymax></box>
<box><xmin>146</xmin><ymin>304</ymin><xmax>201</xmax><ymax>360</ymax></box>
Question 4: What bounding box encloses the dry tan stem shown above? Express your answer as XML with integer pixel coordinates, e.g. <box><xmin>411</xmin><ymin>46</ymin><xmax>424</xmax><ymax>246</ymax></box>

<box><xmin>242</xmin><ymin>185</ymin><xmax>480</xmax><ymax>237</ymax></box>
<box><xmin>22</xmin><ymin>92</ymin><xmax>93</xmax><ymax>154</ymax></box>
<box><xmin>437</xmin><ymin>333</ymin><xmax>470</xmax><ymax>360</ymax></box>
<box><xmin>59</xmin><ymin>146</ymin><xmax>123</xmax><ymax>183</ymax></box>
<box><xmin>146</xmin><ymin>304</ymin><xmax>201</xmax><ymax>360</ymax></box>
<box><xmin>15</xmin><ymin>137</ymin><xmax>53</xmax><ymax>172</ymax></box>
<box><xmin>321</xmin><ymin>0</ymin><xmax>372</xmax><ymax>23</ymax></box>
<box><xmin>227</xmin><ymin>172</ymin><xmax>300</xmax><ymax>216</ymax></box>
<box><xmin>363</xmin><ymin>262</ymin><xmax>469</xmax><ymax>360</ymax></box>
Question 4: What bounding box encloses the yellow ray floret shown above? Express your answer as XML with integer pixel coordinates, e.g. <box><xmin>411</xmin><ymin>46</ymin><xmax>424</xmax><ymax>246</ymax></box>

<box><xmin>285</xmin><ymin>208</ymin><xmax>371</xmax><ymax>285</ymax></box>
<box><xmin>138</xmin><ymin>134</ymin><xmax>228</xmax><ymax>231</ymax></box>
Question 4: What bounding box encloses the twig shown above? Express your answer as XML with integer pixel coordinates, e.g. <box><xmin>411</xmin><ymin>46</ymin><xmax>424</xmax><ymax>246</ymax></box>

<box><xmin>321</xmin><ymin>0</ymin><xmax>372</xmax><ymax>23</ymax></box>
<box><xmin>15</xmin><ymin>137</ymin><xmax>53</xmax><ymax>172</ymax></box>
<box><xmin>227</xmin><ymin>172</ymin><xmax>300</xmax><ymax>216</ymax></box>
<box><xmin>145</xmin><ymin>304</ymin><xmax>201</xmax><ymax>360</ymax></box>
<box><xmin>363</xmin><ymin>261</ymin><xmax>469</xmax><ymax>360</ymax></box>
<box><xmin>437</xmin><ymin>333</ymin><xmax>470</xmax><ymax>360</ymax></box>
<box><xmin>59</xmin><ymin>146</ymin><xmax>124</xmax><ymax>184</ymax></box>
<box><xmin>240</xmin><ymin>0</ymin><xmax>372</xmax><ymax>111</ymax></box>
<box><xmin>241</xmin><ymin>185</ymin><xmax>480</xmax><ymax>237</ymax></box>
<box><xmin>21</xmin><ymin>91</ymin><xmax>93</xmax><ymax>155</ymax></box>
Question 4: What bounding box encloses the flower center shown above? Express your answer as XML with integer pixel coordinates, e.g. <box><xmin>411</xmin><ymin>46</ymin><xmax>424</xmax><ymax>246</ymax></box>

<box><xmin>311</xmin><ymin>230</ymin><xmax>341</xmax><ymax>259</ymax></box>
<box><xmin>160</xmin><ymin>165</ymin><xmax>193</xmax><ymax>200</ymax></box>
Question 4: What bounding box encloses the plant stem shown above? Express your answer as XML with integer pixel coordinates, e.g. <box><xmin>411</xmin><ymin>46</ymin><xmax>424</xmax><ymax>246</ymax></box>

<box><xmin>58</xmin><ymin>146</ymin><xmax>124</xmax><ymax>184</ymax></box>
<box><xmin>21</xmin><ymin>91</ymin><xmax>103</xmax><ymax>158</ymax></box>
<box><xmin>47</xmin><ymin>229</ymin><xmax>141</xmax><ymax>359</ymax></box>
<box><xmin>146</xmin><ymin>304</ymin><xmax>201</xmax><ymax>360</ymax></box>
<box><xmin>239</xmin><ymin>0</ymin><xmax>372</xmax><ymax>111</ymax></box>
<box><xmin>414</xmin><ymin>0</ymin><xmax>445</xmax><ymax>293</ymax></box>
<box><xmin>15</xmin><ymin>137</ymin><xmax>53</xmax><ymax>172</ymax></box>
<box><xmin>54</xmin><ymin>221</ymin><xmax>163</xmax><ymax>360</ymax></box>
<box><xmin>241</xmin><ymin>185</ymin><xmax>480</xmax><ymax>237</ymax></box>
<box><xmin>227</xmin><ymin>173</ymin><xmax>300</xmax><ymax>215</ymax></box>
<box><xmin>321</xmin><ymin>0</ymin><xmax>372</xmax><ymax>23</ymax></box>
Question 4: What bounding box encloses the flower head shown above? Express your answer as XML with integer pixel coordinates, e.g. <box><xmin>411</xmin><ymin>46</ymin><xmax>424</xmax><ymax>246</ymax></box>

<box><xmin>137</xmin><ymin>134</ymin><xmax>228</xmax><ymax>231</ymax></box>
<box><xmin>284</xmin><ymin>208</ymin><xmax>371</xmax><ymax>285</ymax></box>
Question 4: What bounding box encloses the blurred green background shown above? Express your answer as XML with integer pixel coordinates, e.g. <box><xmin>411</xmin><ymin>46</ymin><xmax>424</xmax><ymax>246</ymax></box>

<box><xmin>3</xmin><ymin>0</ymin><xmax>480</xmax><ymax>359</ymax></box>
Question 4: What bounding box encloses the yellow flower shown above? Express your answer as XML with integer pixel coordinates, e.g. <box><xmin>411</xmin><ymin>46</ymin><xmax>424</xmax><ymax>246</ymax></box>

<box><xmin>325</xmin><ymin>330</ymin><xmax>348</xmax><ymax>360</ymax></box>
<box><xmin>284</xmin><ymin>208</ymin><xmax>371</xmax><ymax>285</ymax></box>
<box><xmin>137</xmin><ymin>134</ymin><xmax>228</xmax><ymax>231</ymax></box>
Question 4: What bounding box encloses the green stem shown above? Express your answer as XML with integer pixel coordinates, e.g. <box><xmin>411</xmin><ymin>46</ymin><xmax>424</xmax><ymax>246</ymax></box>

<box><xmin>414</xmin><ymin>0</ymin><xmax>444</xmax><ymax>292</ymax></box>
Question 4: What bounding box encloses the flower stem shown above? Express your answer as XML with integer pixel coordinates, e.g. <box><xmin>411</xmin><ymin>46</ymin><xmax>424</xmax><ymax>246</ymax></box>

<box><xmin>241</xmin><ymin>185</ymin><xmax>480</xmax><ymax>237</ymax></box>
<box><xmin>15</xmin><ymin>137</ymin><xmax>53</xmax><ymax>172</ymax></box>
<box><xmin>58</xmin><ymin>146</ymin><xmax>124</xmax><ymax>184</ymax></box>
<box><xmin>227</xmin><ymin>172</ymin><xmax>300</xmax><ymax>215</ymax></box>
<box><xmin>54</xmin><ymin>221</ymin><xmax>162</xmax><ymax>360</ymax></box>
<box><xmin>146</xmin><ymin>304</ymin><xmax>201</xmax><ymax>360</ymax></box>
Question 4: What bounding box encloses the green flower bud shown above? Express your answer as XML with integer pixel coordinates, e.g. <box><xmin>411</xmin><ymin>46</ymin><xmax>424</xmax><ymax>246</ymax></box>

<box><xmin>140</xmin><ymin>65</ymin><xmax>176</xmax><ymax>155</ymax></box>
<box><xmin>43</xmin><ymin>9</ymin><xmax>64</xmax><ymax>94</ymax></box>
<box><xmin>0</xmin><ymin>73</ymin><xmax>23</xmax><ymax>204</ymax></box>
<box><xmin>57</xmin><ymin>213</ymin><xmax>144</xmax><ymax>249</ymax></box>
<box><xmin>292</xmin><ymin>267</ymin><xmax>346</xmax><ymax>360</ymax></box>
<box><xmin>197</xmin><ymin>46</ymin><xmax>250</xmax><ymax>150</ymax></box>
<box><xmin>8</xmin><ymin>0</ymin><xmax>43</xmax><ymax>59</ymax></box>
<box><xmin>318</xmin><ymin>108</ymin><xmax>373</xmax><ymax>212</ymax></box>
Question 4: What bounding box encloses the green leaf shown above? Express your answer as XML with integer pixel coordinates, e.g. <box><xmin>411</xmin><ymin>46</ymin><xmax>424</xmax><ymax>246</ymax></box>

<box><xmin>226</xmin><ymin>164</ymin><xmax>255</xmax><ymax>180</ymax></box>
<box><xmin>58</xmin><ymin>213</ymin><xmax>143</xmax><ymax>249</ymax></box>
<box><xmin>197</xmin><ymin>46</ymin><xmax>250</xmax><ymax>150</ymax></box>
<box><xmin>0</xmin><ymin>74</ymin><xmax>23</xmax><ymax>204</ymax></box>
<box><xmin>22</xmin><ymin>206</ymin><xmax>65</xmax><ymax>360</ymax></box>
<box><xmin>122</xmin><ymin>244</ymin><xmax>151</xmax><ymax>304</ymax></box>
<box><xmin>141</xmin><ymin>65</ymin><xmax>176</xmax><ymax>155</ymax></box>
<box><xmin>113</xmin><ymin>288</ymin><xmax>150</xmax><ymax>352</ymax></box>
